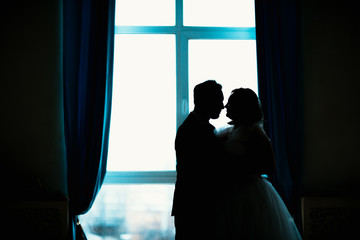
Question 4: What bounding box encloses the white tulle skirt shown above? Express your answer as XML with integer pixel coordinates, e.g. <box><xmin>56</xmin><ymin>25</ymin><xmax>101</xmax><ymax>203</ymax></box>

<box><xmin>216</xmin><ymin>177</ymin><xmax>302</xmax><ymax>240</ymax></box>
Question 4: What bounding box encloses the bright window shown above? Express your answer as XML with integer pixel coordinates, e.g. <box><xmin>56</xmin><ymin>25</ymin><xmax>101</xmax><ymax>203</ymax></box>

<box><xmin>81</xmin><ymin>185</ymin><xmax>175</xmax><ymax>240</ymax></box>
<box><xmin>183</xmin><ymin>0</ymin><xmax>255</xmax><ymax>27</ymax></box>
<box><xmin>81</xmin><ymin>0</ymin><xmax>257</xmax><ymax>239</ymax></box>
<box><xmin>108</xmin><ymin>34</ymin><xmax>176</xmax><ymax>172</ymax></box>
<box><xmin>115</xmin><ymin>0</ymin><xmax>175</xmax><ymax>26</ymax></box>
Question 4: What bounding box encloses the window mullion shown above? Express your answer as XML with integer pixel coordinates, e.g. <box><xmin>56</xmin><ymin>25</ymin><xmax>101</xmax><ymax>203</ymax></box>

<box><xmin>182</xmin><ymin>27</ymin><xmax>256</xmax><ymax>40</ymax></box>
<box><xmin>176</xmin><ymin>0</ymin><xmax>183</xmax><ymax>27</ymax></box>
<box><xmin>104</xmin><ymin>171</ymin><xmax>177</xmax><ymax>184</ymax></box>
<box><xmin>175</xmin><ymin>0</ymin><xmax>188</xmax><ymax>128</ymax></box>
<box><xmin>176</xmin><ymin>33</ymin><xmax>189</xmax><ymax>128</ymax></box>
<box><xmin>115</xmin><ymin>26</ymin><xmax>176</xmax><ymax>34</ymax></box>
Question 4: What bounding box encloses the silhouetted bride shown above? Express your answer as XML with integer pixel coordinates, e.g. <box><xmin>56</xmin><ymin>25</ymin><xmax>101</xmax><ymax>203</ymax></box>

<box><xmin>216</xmin><ymin>88</ymin><xmax>302</xmax><ymax>240</ymax></box>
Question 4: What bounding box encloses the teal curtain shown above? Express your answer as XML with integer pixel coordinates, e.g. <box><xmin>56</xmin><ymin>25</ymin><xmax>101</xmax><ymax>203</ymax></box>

<box><xmin>255</xmin><ymin>0</ymin><xmax>303</xmax><ymax>223</ymax></box>
<box><xmin>63</xmin><ymin>0</ymin><xmax>115</xmax><ymax>239</ymax></box>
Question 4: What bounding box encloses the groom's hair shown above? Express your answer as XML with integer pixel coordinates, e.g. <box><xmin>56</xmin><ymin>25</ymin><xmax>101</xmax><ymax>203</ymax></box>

<box><xmin>193</xmin><ymin>80</ymin><xmax>222</xmax><ymax>106</ymax></box>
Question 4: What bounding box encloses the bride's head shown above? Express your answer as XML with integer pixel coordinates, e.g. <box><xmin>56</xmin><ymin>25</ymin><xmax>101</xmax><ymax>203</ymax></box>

<box><xmin>225</xmin><ymin>88</ymin><xmax>263</xmax><ymax>125</ymax></box>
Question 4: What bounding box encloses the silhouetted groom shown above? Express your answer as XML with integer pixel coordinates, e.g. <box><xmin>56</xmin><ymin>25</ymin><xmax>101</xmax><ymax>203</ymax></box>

<box><xmin>171</xmin><ymin>80</ymin><xmax>224</xmax><ymax>240</ymax></box>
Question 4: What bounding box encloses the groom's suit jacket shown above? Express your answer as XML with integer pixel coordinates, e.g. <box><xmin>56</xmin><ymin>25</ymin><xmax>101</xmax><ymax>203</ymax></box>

<box><xmin>171</xmin><ymin>112</ymin><xmax>223</xmax><ymax>217</ymax></box>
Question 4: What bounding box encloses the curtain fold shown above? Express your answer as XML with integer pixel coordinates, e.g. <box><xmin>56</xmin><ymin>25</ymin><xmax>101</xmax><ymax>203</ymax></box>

<box><xmin>255</xmin><ymin>0</ymin><xmax>303</xmax><ymax>221</ymax></box>
<box><xmin>63</xmin><ymin>0</ymin><xmax>115</xmax><ymax>239</ymax></box>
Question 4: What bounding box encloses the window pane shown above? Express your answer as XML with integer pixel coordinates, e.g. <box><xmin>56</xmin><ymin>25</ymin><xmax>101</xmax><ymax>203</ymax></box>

<box><xmin>188</xmin><ymin>40</ymin><xmax>258</xmax><ymax>129</ymax></box>
<box><xmin>81</xmin><ymin>184</ymin><xmax>175</xmax><ymax>240</ymax></box>
<box><xmin>115</xmin><ymin>0</ymin><xmax>175</xmax><ymax>26</ymax></box>
<box><xmin>184</xmin><ymin>0</ymin><xmax>255</xmax><ymax>27</ymax></box>
<box><xmin>108</xmin><ymin>35</ymin><xmax>176</xmax><ymax>171</ymax></box>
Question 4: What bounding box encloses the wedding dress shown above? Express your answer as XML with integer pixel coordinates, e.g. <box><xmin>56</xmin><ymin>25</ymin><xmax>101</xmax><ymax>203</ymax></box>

<box><xmin>215</xmin><ymin>124</ymin><xmax>302</xmax><ymax>240</ymax></box>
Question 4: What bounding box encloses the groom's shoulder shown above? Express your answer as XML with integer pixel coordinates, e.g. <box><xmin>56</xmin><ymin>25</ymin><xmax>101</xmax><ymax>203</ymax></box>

<box><xmin>177</xmin><ymin>113</ymin><xmax>206</xmax><ymax>137</ymax></box>
<box><xmin>180</xmin><ymin>112</ymin><xmax>196</xmax><ymax>125</ymax></box>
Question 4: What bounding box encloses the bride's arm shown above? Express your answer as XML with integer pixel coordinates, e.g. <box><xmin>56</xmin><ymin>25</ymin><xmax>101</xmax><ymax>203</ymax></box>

<box><xmin>246</xmin><ymin>127</ymin><xmax>276</xmax><ymax>175</ymax></box>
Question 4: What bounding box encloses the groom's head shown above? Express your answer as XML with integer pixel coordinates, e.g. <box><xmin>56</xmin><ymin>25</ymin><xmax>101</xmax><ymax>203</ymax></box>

<box><xmin>193</xmin><ymin>80</ymin><xmax>224</xmax><ymax>120</ymax></box>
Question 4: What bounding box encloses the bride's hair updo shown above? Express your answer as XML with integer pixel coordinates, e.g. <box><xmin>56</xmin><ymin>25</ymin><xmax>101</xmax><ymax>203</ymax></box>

<box><xmin>228</xmin><ymin>88</ymin><xmax>264</xmax><ymax>125</ymax></box>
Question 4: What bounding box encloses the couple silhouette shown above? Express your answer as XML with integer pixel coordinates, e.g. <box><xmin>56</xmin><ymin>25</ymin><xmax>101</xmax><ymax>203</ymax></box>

<box><xmin>171</xmin><ymin>80</ymin><xmax>302</xmax><ymax>240</ymax></box>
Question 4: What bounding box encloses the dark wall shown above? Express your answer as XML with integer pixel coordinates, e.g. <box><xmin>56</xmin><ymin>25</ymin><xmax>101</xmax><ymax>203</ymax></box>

<box><xmin>301</xmin><ymin>0</ymin><xmax>360</xmax><ymax>195</ymax></box>
<box><xmin>0</xmin><ymin>1</ymin><xmax>67</xmax><ymax>196</ymax></box>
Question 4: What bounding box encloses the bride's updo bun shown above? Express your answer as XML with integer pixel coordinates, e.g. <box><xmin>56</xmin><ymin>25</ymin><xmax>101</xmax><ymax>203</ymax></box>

<box><xmin>226</xmin><ymin>88</ymin><xmax>263</xmax><ymax>125</ymax></box>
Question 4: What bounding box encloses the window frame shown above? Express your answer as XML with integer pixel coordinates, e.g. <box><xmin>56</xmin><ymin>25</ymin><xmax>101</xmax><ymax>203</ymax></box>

<box><xmin>105</xmin><ymin>0</ymin><xmax>256</xmax><ymax>185</ymax></box>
